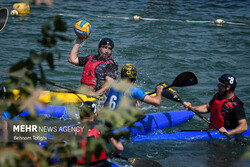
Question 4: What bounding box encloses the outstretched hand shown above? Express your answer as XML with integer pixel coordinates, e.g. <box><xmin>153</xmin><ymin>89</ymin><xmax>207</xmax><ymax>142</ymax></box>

<box><xmin>218</xmin><ymin>127</ymin><xmax>229</xmax><ymax>135</ymax></box>
<box><xmin>155</xmin><ymin>85</ymin><xmax>164</xmax><ymax>94</ymax></box>
<box><xmin>75</xmin><ymin>36</ymin><xmax>88</xmax><ymax>44</ymax></box>
<box><xmin>183</xmin><ymin>101</ymin><xmax>192</xmax><ymax>110</ymax></box>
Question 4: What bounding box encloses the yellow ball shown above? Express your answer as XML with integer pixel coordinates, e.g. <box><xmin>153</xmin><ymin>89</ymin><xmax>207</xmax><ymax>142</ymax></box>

<box><xmin>74</xmin><ymin>20</ymin><xmax>92</xmax><ymax>38</ymax></box>
<box><xmin>12</xmin><ymin>3</ymin><xmax>30</xmax><ymax>14</ymax></box>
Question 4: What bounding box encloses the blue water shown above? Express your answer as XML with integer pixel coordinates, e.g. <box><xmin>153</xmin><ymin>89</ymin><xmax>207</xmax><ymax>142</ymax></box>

<box><xmin>1</xmin><ymin>0</ymin><xmax>250</xmax><ymax>166</ymax></box>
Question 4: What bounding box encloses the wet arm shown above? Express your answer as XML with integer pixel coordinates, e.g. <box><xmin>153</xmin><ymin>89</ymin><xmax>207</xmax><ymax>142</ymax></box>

<box><xmin>88</xmin><ymin>76</ymin><xmax>113</xmax><ymax>97</ymax></box>
<box><xmin>227</xmin><ymin>119</ymin><xmax>248</xmax><ymax>135</ymax></box>
<box><xmin>143</xmin><ymin>85</ymin><xmax>163</xmax><ymax>106</ymax></box>
<box><xmin>110</xmin><ymin>137</ymin><xmax>124</xmax><ymax>155</ymax></box>
<box><xmin>183</xmin><ymin>102</ymin><xmax>210</xmax><ymax>114</ymax></box>
<box><xmin>68</xmin><ymin>37</ymin><xmax>86</xmax><ymax>66</ymax></box>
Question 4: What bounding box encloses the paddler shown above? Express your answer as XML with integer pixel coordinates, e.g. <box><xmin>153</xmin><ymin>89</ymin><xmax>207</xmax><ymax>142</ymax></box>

<box><xmin>66</xmin><ymin>101</ymin><xmax>123</xmax><ymax>166</ymax></box>
<box><xmin>95</xmin><ymin>64</ymin><xmax>164</xmax><ymax>109</ymax></box>
<box><xmin>183</xmin><ymin>74</ymin><xmax>248</xmax><ymax>135</ymax></box>
<box><xmin>68</xmin><ymin>37</ymin><xmax>118</xmax><ymax>93</ymax></box>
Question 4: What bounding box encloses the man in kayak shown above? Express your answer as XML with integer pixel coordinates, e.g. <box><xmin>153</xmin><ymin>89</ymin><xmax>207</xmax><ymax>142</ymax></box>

<box><xmin>68</xmin><ymin>37</ymin><xmax>118</xmax><ymax>92</ymax></box>
<box><xmin>183</xmin><ymin>74</ymin><xmax>248</xmax><ymax>135</ymax></box>
<box><xmin>67</xmin><ymin>101</ymin><xmax>123</xmax><ymax>166</ymax></box>
<box><xmin>103</xmin><ymin>64</ymin><xmax>164</xmax><ymax>109</ymax></box>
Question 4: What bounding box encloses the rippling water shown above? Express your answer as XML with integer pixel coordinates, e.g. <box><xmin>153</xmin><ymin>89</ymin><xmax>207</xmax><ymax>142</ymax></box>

<box><xmin>1</xmin><ymin>0</ymin><xmax>250</xmax><ymax>166</ymax></box>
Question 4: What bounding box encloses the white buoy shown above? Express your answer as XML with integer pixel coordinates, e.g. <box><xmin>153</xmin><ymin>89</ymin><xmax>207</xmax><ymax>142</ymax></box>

<box><xmin>11</xmin><ymin>10</ymin><xmax>18</xmax><ymax>15</ymax></box>
<box><xmin>214</xmin><ymin>19</ymin><xmax>225</xmax><ymax>24</ymax></box>
<box><xmin>132</xmin><ymin>15</ymin><xmax>142</xmax><ymax>20</ymax></box>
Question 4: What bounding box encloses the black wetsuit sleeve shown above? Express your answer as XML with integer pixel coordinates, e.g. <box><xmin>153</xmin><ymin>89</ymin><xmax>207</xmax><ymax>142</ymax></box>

<box><xmin>105</xmin><ymin>62</ymin><xmax>118</xmax><ymax>79</ymax></box>
<box><xmin>233</xmin><ymin>104</ymin><xmax>246</xmax><ymax>121</ymax></box>
<box><xmin>78</xmin><ymin>56</ymin><xmax>90</xmax><ymax>66</ymax></box>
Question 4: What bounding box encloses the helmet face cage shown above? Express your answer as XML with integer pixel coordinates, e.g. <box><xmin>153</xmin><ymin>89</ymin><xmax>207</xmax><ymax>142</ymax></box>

<box><xmin>218</xmin><ymin>74</ymin><xmax>237</xmax><ymax>91</ymax></box>
<box><xmin>121</xmin><ymin>64</ymin><xmax>137</xmax><ymax>81</ymax></box>
<box><xmin>98</xmin><ymin>38</ymin><xmax>114</xmax><ymax>49</ymax></box>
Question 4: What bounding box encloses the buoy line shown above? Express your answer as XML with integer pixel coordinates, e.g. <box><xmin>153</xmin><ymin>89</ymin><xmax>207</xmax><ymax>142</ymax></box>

<box><xmin>98</xmin><ymin>15</ymin><xmax>250</xmax><ymax>26</ymax></box>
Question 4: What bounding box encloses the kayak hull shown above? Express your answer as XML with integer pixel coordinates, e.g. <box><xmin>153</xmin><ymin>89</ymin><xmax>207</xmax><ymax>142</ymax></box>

<box><xmin>12</xmin><ymin>89</ymin><xmax>96</xmax><ymax>103</ymax></box>
<box><xmin>114</xmin><ymin>110</ymin><xmax>194</xmax><ymax>137</ymax></box>
<box><xmin>12</xmin><ymin>90</ymin><xmax>155</xmax><ymax>104</ymax></box>
<box><xmin>3</xmin><ymin>105</ymin><xmax>194</xmax><ymax>137</ymax></box>
<box><xmin>132</xmin><ymin>128</ymin><xmax>250</xmax><ymax>142</ymax></box>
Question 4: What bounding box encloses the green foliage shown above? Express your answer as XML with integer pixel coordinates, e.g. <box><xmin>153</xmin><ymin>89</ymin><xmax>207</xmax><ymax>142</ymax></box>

<box><xmin>6</xmin><ymin>15</ymin><xmax>72</xmax><ymax>101</ymax></box>
<box><xmin>241</xmin><ymin>146</ymin><xmax>250</xmax><ymax>160</ymax></box>
<box><xmin>0</xmin><ymin>14</ymin><xmax>143</xmax><ymax>167</ymax></box>
<box><xmin>0</xmin><ymin>15</ymin><xmax>73</xmax><ymax>166</ymax></box>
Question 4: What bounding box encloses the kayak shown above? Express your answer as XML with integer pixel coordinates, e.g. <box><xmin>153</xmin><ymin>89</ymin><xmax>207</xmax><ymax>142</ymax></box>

<box><xmin>12</xmin><ymin>89</ymin><xmax>96</xmax><ymax>103</ymax></box>
<box><xmin>11</xmin><ymin>89</ymin><xmax>156</xmax><ymax>104</ymax></box>
<box><xmin>2</xmin><ymin>105</ymin><xmax>76</xmax><ymax>120</ymax></box>
<box><xmin>2</xmin><ymin>105</ymin><xmax>194</xmax><ymax>137</ymax></box>
<box><xmin>115</xmin><ymin>110</ymin><xmax>194</xmax><ymax>137</ymax></box>
<box><xmin>132</xmin><ymin>128</ymin><xmax>250</xmax><ymax>142</ymax></box>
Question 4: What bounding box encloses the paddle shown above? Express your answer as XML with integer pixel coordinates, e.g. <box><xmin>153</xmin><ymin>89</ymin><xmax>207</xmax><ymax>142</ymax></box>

<box><xmin>0</xmin><ymin>7</ymin><xmax>8</xmax><ymax>32</ymax></box>
<box><xmin>37</xmin><ymin>78</ymin><xmax>85</xmax><ymax>102</ymax></box>
<box><xmin>38</xmin><ymin>78</ymin><xmax>78</xmax><ymax>94</ymax></box>
<box><xmin>162</xmin><ymin>87</ymin><xmax>232</xmax><ymax>139</ymax></box>
<box><xmin>112</xmin><ymin>154</ymin><xmax>162</xmax><ymax>167</ymax></box>
<box><xmin>38</xmin><ymin>71</ymin><xmax>197</xmax><ymax>102</ymax></box>
<box><xmin>147</xmin><ymin>71</ymin><xmax>198</xmax><ymax>96</ymax></box>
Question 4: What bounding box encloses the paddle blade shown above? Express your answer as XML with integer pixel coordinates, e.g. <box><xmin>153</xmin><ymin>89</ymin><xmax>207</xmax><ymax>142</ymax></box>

<box><xmin>0</xmin><ymin>8</ymin><xmax>8</xmax><ymax>31</ymax></box>
<box><xmin>172</xmin><ymin>71</ymin><xmax>198</xmax><ymax>87</ymax></box>
<box><xmin>128</xmin><ymin>157</ymin><xmax>162</xmax><ymax>167</ymax></box>
<box><xmin>157</xmin><ymin>82</ymin><xmax>178</xmax><ymax>100</ymax></box>
<box><xmin>162</xmin><ymin>85</ymin><xmax>182</xmax><ymax>102</ymax></box>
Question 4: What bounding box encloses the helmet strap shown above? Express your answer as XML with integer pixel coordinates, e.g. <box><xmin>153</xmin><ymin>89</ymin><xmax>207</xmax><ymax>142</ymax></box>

<box><xmin>221</xmin><ymin>84</ymin><xmax>231</xmax><ymax>98</ymax></box>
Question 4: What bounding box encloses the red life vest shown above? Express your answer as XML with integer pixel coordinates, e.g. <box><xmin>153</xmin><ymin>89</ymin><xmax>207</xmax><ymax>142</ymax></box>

<box><xmin>81</xmin><ymin>55</ymin><xmax>104</xmax><ymax>89</ymax></box>
<box><xmin>209</xmin><ymin>94</ymin><xmax>230</xmax><ymax>129</ymax></box>
<box><xmin>77</xmin><ymin>127</ymin><xmax>107</xmax><ymax>164</ymax></box>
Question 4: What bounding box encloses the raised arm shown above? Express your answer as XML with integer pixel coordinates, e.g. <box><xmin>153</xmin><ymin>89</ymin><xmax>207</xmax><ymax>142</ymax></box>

<box><xmin>68</xmin><ymin>37</ymin><xmax>86</xmax><ymax>66</ymax></box>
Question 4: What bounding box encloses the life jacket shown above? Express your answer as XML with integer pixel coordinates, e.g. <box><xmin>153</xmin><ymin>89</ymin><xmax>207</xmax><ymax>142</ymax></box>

<box><xmin>209</xmin><ymin>94</ymin><xmax>230</xmax><ymax>129</ymax></box>
<box><xmin>81</xmin><ymin>55</ymin><xmax>115</xmax><ymax>89</ymax></box>
<box><xmin>77</xmin><ymin>127</ymin><xmax>107</xmax><ymax>164</ymax></box>
<box><xmin>81</xmin><ymin>55</ymin><xmax>104</xmax><ymax>89</ymax></box>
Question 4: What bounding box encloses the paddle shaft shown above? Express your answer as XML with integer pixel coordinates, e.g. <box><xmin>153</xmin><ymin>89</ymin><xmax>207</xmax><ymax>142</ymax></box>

<box><xmin>147</xmin><ymin>84</ymin><xmax>172</xmax><ymax>95</ymax></box>
<box><xmin>38</xmin><ymin>78</ymin><xmax>84</xmax><ymax>102</ymax></box>
<box><xmin>40</xmin><ymin>79</ymin><xmax>78</xmax><ymax>93</ymax></box>
<box><xmin>178</xmin><ymin>99</ymin><xmax>232</xmax><ymax>139</ymax></box>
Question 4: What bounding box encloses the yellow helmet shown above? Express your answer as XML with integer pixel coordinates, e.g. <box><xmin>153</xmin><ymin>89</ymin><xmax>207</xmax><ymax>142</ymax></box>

<box><xmin>121</xmin><ymin>64</ymin><xmax>137</xmax><ymax>81</ymax></box>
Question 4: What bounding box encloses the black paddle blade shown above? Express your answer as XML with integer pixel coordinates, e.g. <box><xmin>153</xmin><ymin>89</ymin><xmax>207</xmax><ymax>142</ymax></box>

<box><xmin>157</xmin><ymin>82</ymin><xmax>178</xmax><ymax>99</ymax></box>
<box><xmin>0</xmin><ymin>7</ymin><xmax>8</xmax><ymax>31</ymax></box>
<box><xmin>172</xmin><ymin>71</ymin><xmax>198</xmax><ymax>87</ymax></box>
<box><xmin>162</xmin><ymin>85</ymin><xmax>182</xmax><ymax>102</ymax></box>
<box><xmin>128</xmin><ymin>157</ymin><xmax>162</xmax><ymax>167</ymax></box>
